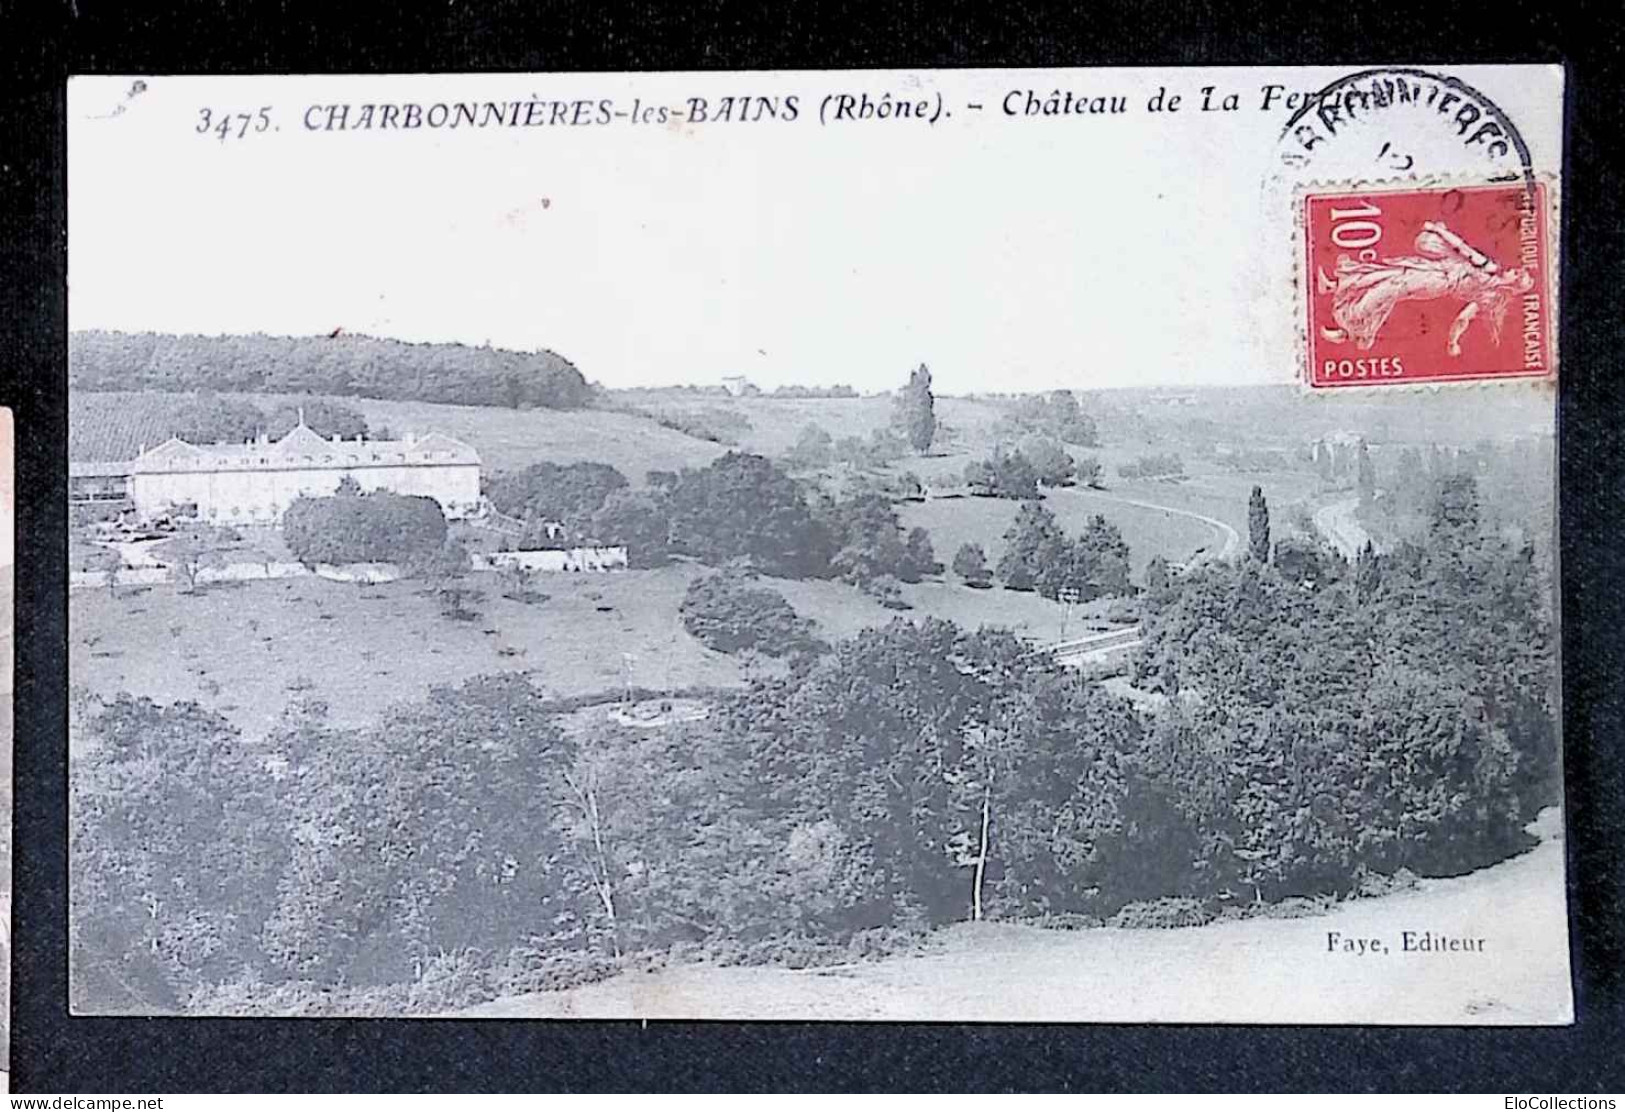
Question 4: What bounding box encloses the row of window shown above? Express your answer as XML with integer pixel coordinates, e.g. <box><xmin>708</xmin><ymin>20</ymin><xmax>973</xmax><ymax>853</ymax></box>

<box><xmin>149</xmin><ymin>451</ymin><xmax>464</xmax><ymax>468</ymax></box>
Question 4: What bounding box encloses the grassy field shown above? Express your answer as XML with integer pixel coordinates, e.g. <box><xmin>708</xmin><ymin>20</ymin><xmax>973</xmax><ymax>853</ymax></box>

<box><xmin>769</xmin><ymin>574</ymin><xmax>1096</xmax><ymax>644</ymax></box>
<box><xmin>613</xmin><ymin>390</ymin><xmax>1013</xmax><ymax>461</ymax></box>
<box><xmin>455</xmin><ymin>811</ymin><xmax>1572</xmax><ymax>1024</ymax></box>
<box><xmin>70</xmin><ymin>391</ymin><xmax>727</xmax><ymax>479</ymax></box>
<box><xmin>70</xmin><ymin>567</ymin><xmax>744</xmax><ymax>733</ymax></box>
<box><xmin>70</xmin><ymin>561</ymin><xmax>1106</xmax><ymax>735</ymax></box>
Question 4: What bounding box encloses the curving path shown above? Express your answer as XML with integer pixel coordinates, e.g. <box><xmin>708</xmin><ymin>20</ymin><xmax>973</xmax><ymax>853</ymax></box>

<box><xmin>1311</xmin><ymin>496</ymin><xmax>1374</xmax><ymax>560</ymax></box>
<box><xmin>1052</xmin><ymin>487</ymin><xmax>1240</xmax><ymax>564</ymax></box>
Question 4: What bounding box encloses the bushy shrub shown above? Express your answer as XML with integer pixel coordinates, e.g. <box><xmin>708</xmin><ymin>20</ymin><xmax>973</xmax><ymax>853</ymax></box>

<box><xmin>680</xmin><ymin>573</ymin><xmax>823</xmax><ymax>657</ymax></box>
<box><xmin>1108</xmin><ymin>897</ymin><xmax>1215</xmax><ymax>930</ymax></box>
<box><xmin>283</xmin><ymin>490</ymin><xmax>447</xmax><ymax>567</ymax></box>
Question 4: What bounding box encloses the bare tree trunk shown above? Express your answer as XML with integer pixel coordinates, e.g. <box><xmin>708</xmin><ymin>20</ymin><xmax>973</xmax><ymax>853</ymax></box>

<box><xmin>585</xmin><ymin>782</ymin><xmax>620</xmax><ymax>958</ymax></box>
<box><xmin>565</xmin><ymin>769</ymin><xmax>620</xmax><ymax>959</ymax></box>
<box><xmin>972</xmin><ymin>780</ymin><xmax>992</xmax><ymax>922</ymax></box>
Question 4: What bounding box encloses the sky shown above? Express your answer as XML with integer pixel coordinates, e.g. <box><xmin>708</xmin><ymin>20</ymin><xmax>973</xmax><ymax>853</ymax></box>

<box><xmin>67</xmin><ymin>68</ymin><xmax>1562</xmax><ymax>395</ymax></box>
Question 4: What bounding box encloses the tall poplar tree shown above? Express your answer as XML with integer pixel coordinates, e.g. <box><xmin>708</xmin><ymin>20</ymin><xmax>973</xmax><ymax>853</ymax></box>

<box><xmin>1247</xmin><ymin>486</ymin><xmax>1271</xmax><ymax>563</ymax></box>
<box><xmin>894</xmin><ymin>363</ymin><xmax>936</xmax><ymax>454</ymax></box>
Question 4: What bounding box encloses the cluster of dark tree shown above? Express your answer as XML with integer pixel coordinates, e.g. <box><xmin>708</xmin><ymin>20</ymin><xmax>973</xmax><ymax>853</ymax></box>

<box><xmin>162</xmin><ymin>393</ymin><xmax>370</xmax><ymax>446</ymax></box>
<box><xmin>1117</xmin><ymin>453</ymin><xmax>1185</xmax><ymax>480</ymax></box>
<box><xmin>783</xmin><ymin>422</ymin><xmax>913</xmax><ymax>473</ymax></box>
<box><xmin>282</xmin><ymin>486</ymin><xmax>448</xmax><ymax>567</ymax></box>
<box><xmin>68</xmin><ymin>477</ymin><xmax>1555</xmax><ymax>1013</ymax></box>
<box><xmin>964</xmin><ymin>442</ymin><xmax>1102</xmax><ymax>499</ymax></box>
<box><xmin>680</xmin><ymin>572</ymin><xmax>824</xmax><ymax>657</ymax></box>
<box><xmin>486</xmin><ymin>462</ymin><xmax>630</xmax><ymax>538</ymax></box>
<box><xmin>68</xmin><ymin>628</ymin><xmax>1138</xmax><ymax>1012</ymax></box>
<box><xmin>69</xmin><ymin>330</ymin><xmax>594</xmax><ymax>410</ymax></box>
<box><xmin>1357</xmin><ymin>438</ymin><xmax>1554</xmax><ymax>555</ymax></box>
<box><xmin>493</xmin><ymin>452</ymin><xmax>939</xmax><ymax>590</ymax></box>
<box><xmin>996</xmin><ymin>501</ymin><xmax>1133</xmax><ymax>601</ymax></box>
<box><xmin>998</xmin><ymin>390</ymin><xmax>1100</xmax><ymax>447</ymax></box>
<box><xmin>1134</xmin><ymin>474</ymin><xmax>1558</xmax><ymax>897</ymax></box>
<box><xmin>964</xmin><ymin>446</ymin><xmax>1039</xmax><ymax>499</ymax></box>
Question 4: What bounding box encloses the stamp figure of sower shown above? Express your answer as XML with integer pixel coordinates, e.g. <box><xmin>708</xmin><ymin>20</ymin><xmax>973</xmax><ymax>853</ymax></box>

<box><xmin>1317</xmin><ymin>221</ymin><xmax>1535</xmax><ymax>357</ymax></box>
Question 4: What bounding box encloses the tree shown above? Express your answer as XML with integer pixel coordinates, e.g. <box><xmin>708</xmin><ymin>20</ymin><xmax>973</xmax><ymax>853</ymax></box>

<box><xmin>998</xmin><ymin>501</ymin><xmax>1062</xmax><ymax>592</ymax></box>
<box><xmin>590</xmin><ymin>490</ymin><xmax>671</xmax><ymax>568</ymax></box>
<box><xmin>1357</xmin><ymin>442</ymin><xmax>1376</xmax><ymax>509</ymax></box>
<box><xmin>952</xmin><ymin>543</ymin><xmax>993</xmax><ymax>587</ymax></box>
<box><xmin>71</xmin><ymin>696</ymin><xmax>288</xmax><ymax>1009</ymax></box>
<box><xmin>283</xmin><ymin>490</ymin><xmax>448</xmax><ymax>567</ymax></box>
<box><xmin>1070</xmin><ymin>515</ymin><xmax>1133</xmax><ymax>600</ymax></box>
<box><xmin>1144</xmin><ymin>554</ymin><xmax>1172</xmax><ymax>595</ymax></box>
<box><xmin>680</xmin><ymin>572</ymin><xmax>823</xmax><ymax>657</ymax></box>
<box><xmin>171</xmin><ymin>392</ymin><xmax>264</xmax><ymax>444</ymax></box>
<box><xmin>1008</xmin><ymin>390</ymin><xmax>1099</xmax><ymax>447</ymax></box>
<box><xmin>259</xmin><ymin>676</ymin><xmax>585</xmax><ymax>982</ymax></box>
<box><xmin>826</xmin><ymin>494</ymin><xmax>908</xmax><ymax>587</ymax></box>
<box><xmin>1074</xmin><ymin>455</ymin><xmax>1104</xmax><ymax>489</ymax></box>
<box><xmin>893</xmin><ymin>363</ymin><xmax>936</xmax><ymax>453</ymax></box>
<box><xmin>1354</xmin><ymin>541</ymin><xmax>1381</xmax><ymax>604</ymax></box>
<box><xmin>1247</xmin><ymin>485</ymin><xmax>1271</xmax><ymax>563</ymax></box>
<box><xmin>70</xmin><ymin>330</ymin><xmax>596</xmax><ymax>410</ymax></box>
<box><xmin>1431</xmin><ymin>473</ymin><xmax>1481</xmax><ymax>539</ymax></box>
<box><xmin>1019</xmin><ymin>435</ymin><xmax>1077</xmax><ymax>487</ymax></box>
<box><xmin>785</xmin><ymin>423</ymin><xmax>834</xmax><ymax>470</ymax></box>
<box><xmin>901</xmin><ymin>528</ymin><xmax>940</xmax><ymax>583</ymax></box>
<box><xmin>265</xmin><ymin>399</ymin><xmax>369</xmax><ymax>441</ymax></box>
<box><xmin>664</xmin><ymin>453</ymin><xmax>833</xmax><ymax>578</ymax></box>
<box><xmin>169</xmin><ymin>539</ymin><xmax>225</xmax><ymax>593</ymax></box>
<box><xmin>968</xmin><ymin>447</ymin><xmax>1041</xmax><ymax>500</ymax></box>
<box><xmin>486</xmin><ymin>462</ymin><xmax>629</xmax><ymax>529</ymax></box>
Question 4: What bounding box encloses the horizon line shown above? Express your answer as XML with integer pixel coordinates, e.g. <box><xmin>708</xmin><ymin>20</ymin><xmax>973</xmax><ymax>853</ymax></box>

<box><xmin>67</xmin><ymin>326</ymin><xmax>1293</xmax><ymax>396</ymax></box>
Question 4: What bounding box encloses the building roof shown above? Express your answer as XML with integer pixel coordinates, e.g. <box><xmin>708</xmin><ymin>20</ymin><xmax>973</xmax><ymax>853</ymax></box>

<box><xmin>125</xmin><ymin>422</ymin><xmax>481</xmax><ymax>474</ymax></box>
<box><xmin>69</xmin><ymin>460</ymin><xmax>133</xmax><ymax>479</ymax></box>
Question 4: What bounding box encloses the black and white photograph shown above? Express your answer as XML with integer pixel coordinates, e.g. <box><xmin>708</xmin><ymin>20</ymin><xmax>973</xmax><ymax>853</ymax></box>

<box><xmin>64</xmin><ymin>67</ymin><xmax>1571</xmax><ymax>1024</ymax></box>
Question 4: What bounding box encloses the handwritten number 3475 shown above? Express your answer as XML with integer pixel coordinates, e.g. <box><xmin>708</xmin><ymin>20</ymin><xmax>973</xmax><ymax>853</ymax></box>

<box><xmin>197</xmin><ymin>108</ymin><xmax>273</xmax><ymax>141</ymax></box>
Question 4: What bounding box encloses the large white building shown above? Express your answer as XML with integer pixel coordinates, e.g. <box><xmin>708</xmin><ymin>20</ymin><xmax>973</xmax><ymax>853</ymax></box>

<box><xmin>71</xmin><ymin>421</ymin><xmax>482</xmax><ymax>525</ymax></box>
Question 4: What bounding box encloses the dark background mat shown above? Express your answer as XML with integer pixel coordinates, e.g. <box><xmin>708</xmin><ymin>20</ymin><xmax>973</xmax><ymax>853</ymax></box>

<box><xmin>2</xmin><ymin>0</ymin><xmax>1621</xmax><ymax>1092</ymax></box>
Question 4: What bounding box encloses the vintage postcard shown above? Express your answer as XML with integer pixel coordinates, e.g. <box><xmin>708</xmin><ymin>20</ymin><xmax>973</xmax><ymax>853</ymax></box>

<box><xmin>66</xmin><ymin>67</ymin><xmax>1569</xmax><ymax>1023</ymax></box>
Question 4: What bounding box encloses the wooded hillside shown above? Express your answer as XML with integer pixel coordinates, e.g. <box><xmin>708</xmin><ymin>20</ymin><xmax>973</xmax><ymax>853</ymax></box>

<box><xmin>69</xmin><ymin>331</ymin><xmax>595</xmax><ymax>410</ymax></box>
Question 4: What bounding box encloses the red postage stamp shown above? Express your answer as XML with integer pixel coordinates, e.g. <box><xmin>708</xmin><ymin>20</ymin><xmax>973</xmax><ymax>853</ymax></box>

<box><xmin>1303</xmin><ymin>182</ymin><xmax>1553</xmax><ymax>388</ymax></box>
